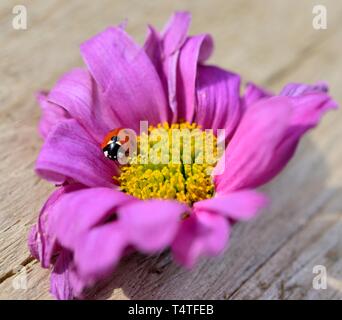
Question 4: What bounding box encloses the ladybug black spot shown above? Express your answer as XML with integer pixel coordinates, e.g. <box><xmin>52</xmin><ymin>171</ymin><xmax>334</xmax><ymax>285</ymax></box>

<box><xmin>103</xmin><ymin>141</ymin><xmax>122</xmax><ymax>161</ymax></box>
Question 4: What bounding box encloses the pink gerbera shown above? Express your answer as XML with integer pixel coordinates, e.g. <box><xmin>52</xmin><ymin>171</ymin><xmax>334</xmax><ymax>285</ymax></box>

<box><xmin>28</xmin><ymin>12</ymin><xmax>337</xmax><ymax>299</ymax></box>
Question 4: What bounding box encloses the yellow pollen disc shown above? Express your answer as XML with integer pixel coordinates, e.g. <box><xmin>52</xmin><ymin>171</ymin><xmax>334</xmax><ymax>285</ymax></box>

<box><xmin>116</xmin><ymin>122</ymin><xmax>222</xmax><ymax>205</ymax></box>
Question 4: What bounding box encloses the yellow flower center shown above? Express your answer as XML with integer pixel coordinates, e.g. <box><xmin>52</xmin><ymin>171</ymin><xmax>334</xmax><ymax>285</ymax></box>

<box><xmin>116</xmin><ymin>122</ymin><xmax>222</xmax><ymax>205</ymax></box>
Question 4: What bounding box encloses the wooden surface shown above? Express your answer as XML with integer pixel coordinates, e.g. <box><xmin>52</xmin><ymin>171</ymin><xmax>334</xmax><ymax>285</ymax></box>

<box><xmin>0</xmin><ymin>0</ymin><xmax>341</xmax><ymax>300</ymax></box>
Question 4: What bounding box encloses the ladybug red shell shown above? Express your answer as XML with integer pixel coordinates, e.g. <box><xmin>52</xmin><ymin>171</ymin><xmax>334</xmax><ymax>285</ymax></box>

<box><xmin>101</xmin><ymin>128</ymin><xmax>132</xmax><ymax>162</ymax></box>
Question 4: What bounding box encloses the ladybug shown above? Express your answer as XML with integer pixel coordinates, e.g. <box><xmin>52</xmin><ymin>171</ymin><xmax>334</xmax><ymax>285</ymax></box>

<box><xmin>101</xmin><ymin>128</ymin><xmax>129</xmax><ymax>162</ymax></box>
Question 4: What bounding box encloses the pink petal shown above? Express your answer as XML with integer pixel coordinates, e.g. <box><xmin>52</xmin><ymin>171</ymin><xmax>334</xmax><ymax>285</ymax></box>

<box><xmin>215</xmin><ymin>85</ymin><xmax>337</xmax><ymax>192</ymax></box>
<box><xmin>28</xmin><ymin>225</ymin><xmax>40</xmax><ymax>260</ymax></box>
<box><xmin>73</xmin><ymin>222</ymin><xmax>128</xmax><ymax>281</ymax></box>
<box><xmin>214</xmin><ymin>97</ymin><xmax>292</xmax><ymax>192</ymax></box>
<box><xmin>50</xmin><ymin>187</ymin><xmax>135</xmax><ymax>251</ymax></box>
<box><xmin>35</xmin><ymin>119</ymin><xmax>117</xmax><ymax>188</ymax></box>
<box><xmin>50</xmin><ymin>249</ymin><xmax>82</xmax><ymax>300</ymax></box>
<box><xmin>280</xmin><ymin>81</ymin><xmax>329</xmax><ymax>97</ymax></box>
<box><xmin>143</xmin><ymin>12</ymin><xmax>212</xmax><ymax>121</ymax></box>
<box><xmin>37</xmin><ymin>91</ymin><xmax>70</xmax><ymax>139</ymax></box>
<box><xmin>264</xmin><ymin>93</ymin><xmax>337</xmax><ymax>179</ymax></box>
<box><xmin>29</xmin><ymin>184</ymin><xmax>84</xmax><ymax>268</ymax></box>
<box><xmin>242</xmin><ymin>82</ymin><xmax>272</xmax><ymax>111</ymax></box>
<box><xmin>143</xmin><ymin>26</ymin><xmax>165</xmax><ymax>89</ymax></box>
<box><xmin>176</xmin><ymin>34</ymin><xmax>214</xmax><ymax>121</ymax></box>
<box><xmin>195</xmin><ymin>65</ymin><xmax>241</xmax><ymax>139</ymax></box>
<box><xmin>48</xmin><ymin>68</ymin><xmax>116</xmax><ymax>143</ymax></box>
<box><xmin>290</xmin><ymin>93</ymin><xmax>337</xmax><ymax>126</ymax></box>
<box><xmin>265</xmin><ymin>83</ymin><xmax>337</xmax><ymax>182</ymax></box>
<box><xmin>172</xmin><ymin>210</ymin><xmax>229</xmax><ymax>268</ymax></box>
<box><xmin>161</xmin><ymin>11</ymin><xmax>191</xmax><ymax>56</ymax></box>
<box><xmin>118</xmin><ymin>199</ymin><xmax>189</xmax><ymax>253</ymax></box>
<box><xmin>280</xmin><ymin>82</ymin><xmax>337</xmax><ymax>127</ymax></box>
<box><xmin>165</xmin><ymin>51</ymin><xmax>180</xmax><ymax>116</ymax></box>
<box><xmin>144</xmin><ymin>12</ymin><xmax>191</xmax><ymax>116</ymax></box>
<box><xmin>194</xmin><ymin>190</ymin><xmax>268</xmax><ymax>221</ymax></box>
<box><xmin>80</xmin><ymin>27</ymin><xmax>169</xmax><ymax>132</ymax></box>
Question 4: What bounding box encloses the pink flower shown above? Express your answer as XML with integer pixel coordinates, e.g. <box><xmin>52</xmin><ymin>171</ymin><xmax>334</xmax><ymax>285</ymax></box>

<box><xmin>29</xmin><ymin>12</ymin><xmax>337</xmax><ymax>299</ymax></box>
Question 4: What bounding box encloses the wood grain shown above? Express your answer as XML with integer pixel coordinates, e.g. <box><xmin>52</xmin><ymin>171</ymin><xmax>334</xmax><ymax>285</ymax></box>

<box><xmin>0</xmin><ymin>0</ymin><xmax>341</xmax><ymax>300</ymax></box>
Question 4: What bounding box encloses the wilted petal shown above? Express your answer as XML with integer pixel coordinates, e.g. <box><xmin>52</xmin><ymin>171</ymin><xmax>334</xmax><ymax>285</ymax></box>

<box><xmin>35</xmin><ymin>119</ymin><xmax>117</xmax><ymax>188</ymax></box>
<box><xmin>172</xmin><ymin>210</ymin><xmax>229</xmax><ymax>268</ymax></box>
<box><xmin>80</xmin><ymin>27</ymin><xmax>169</xmax><ymax>132</ymax></box>
<box><xmin>195</xmin><ymin>65</ymin><xmax>241</xmax><ymax>139</ymax></box>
